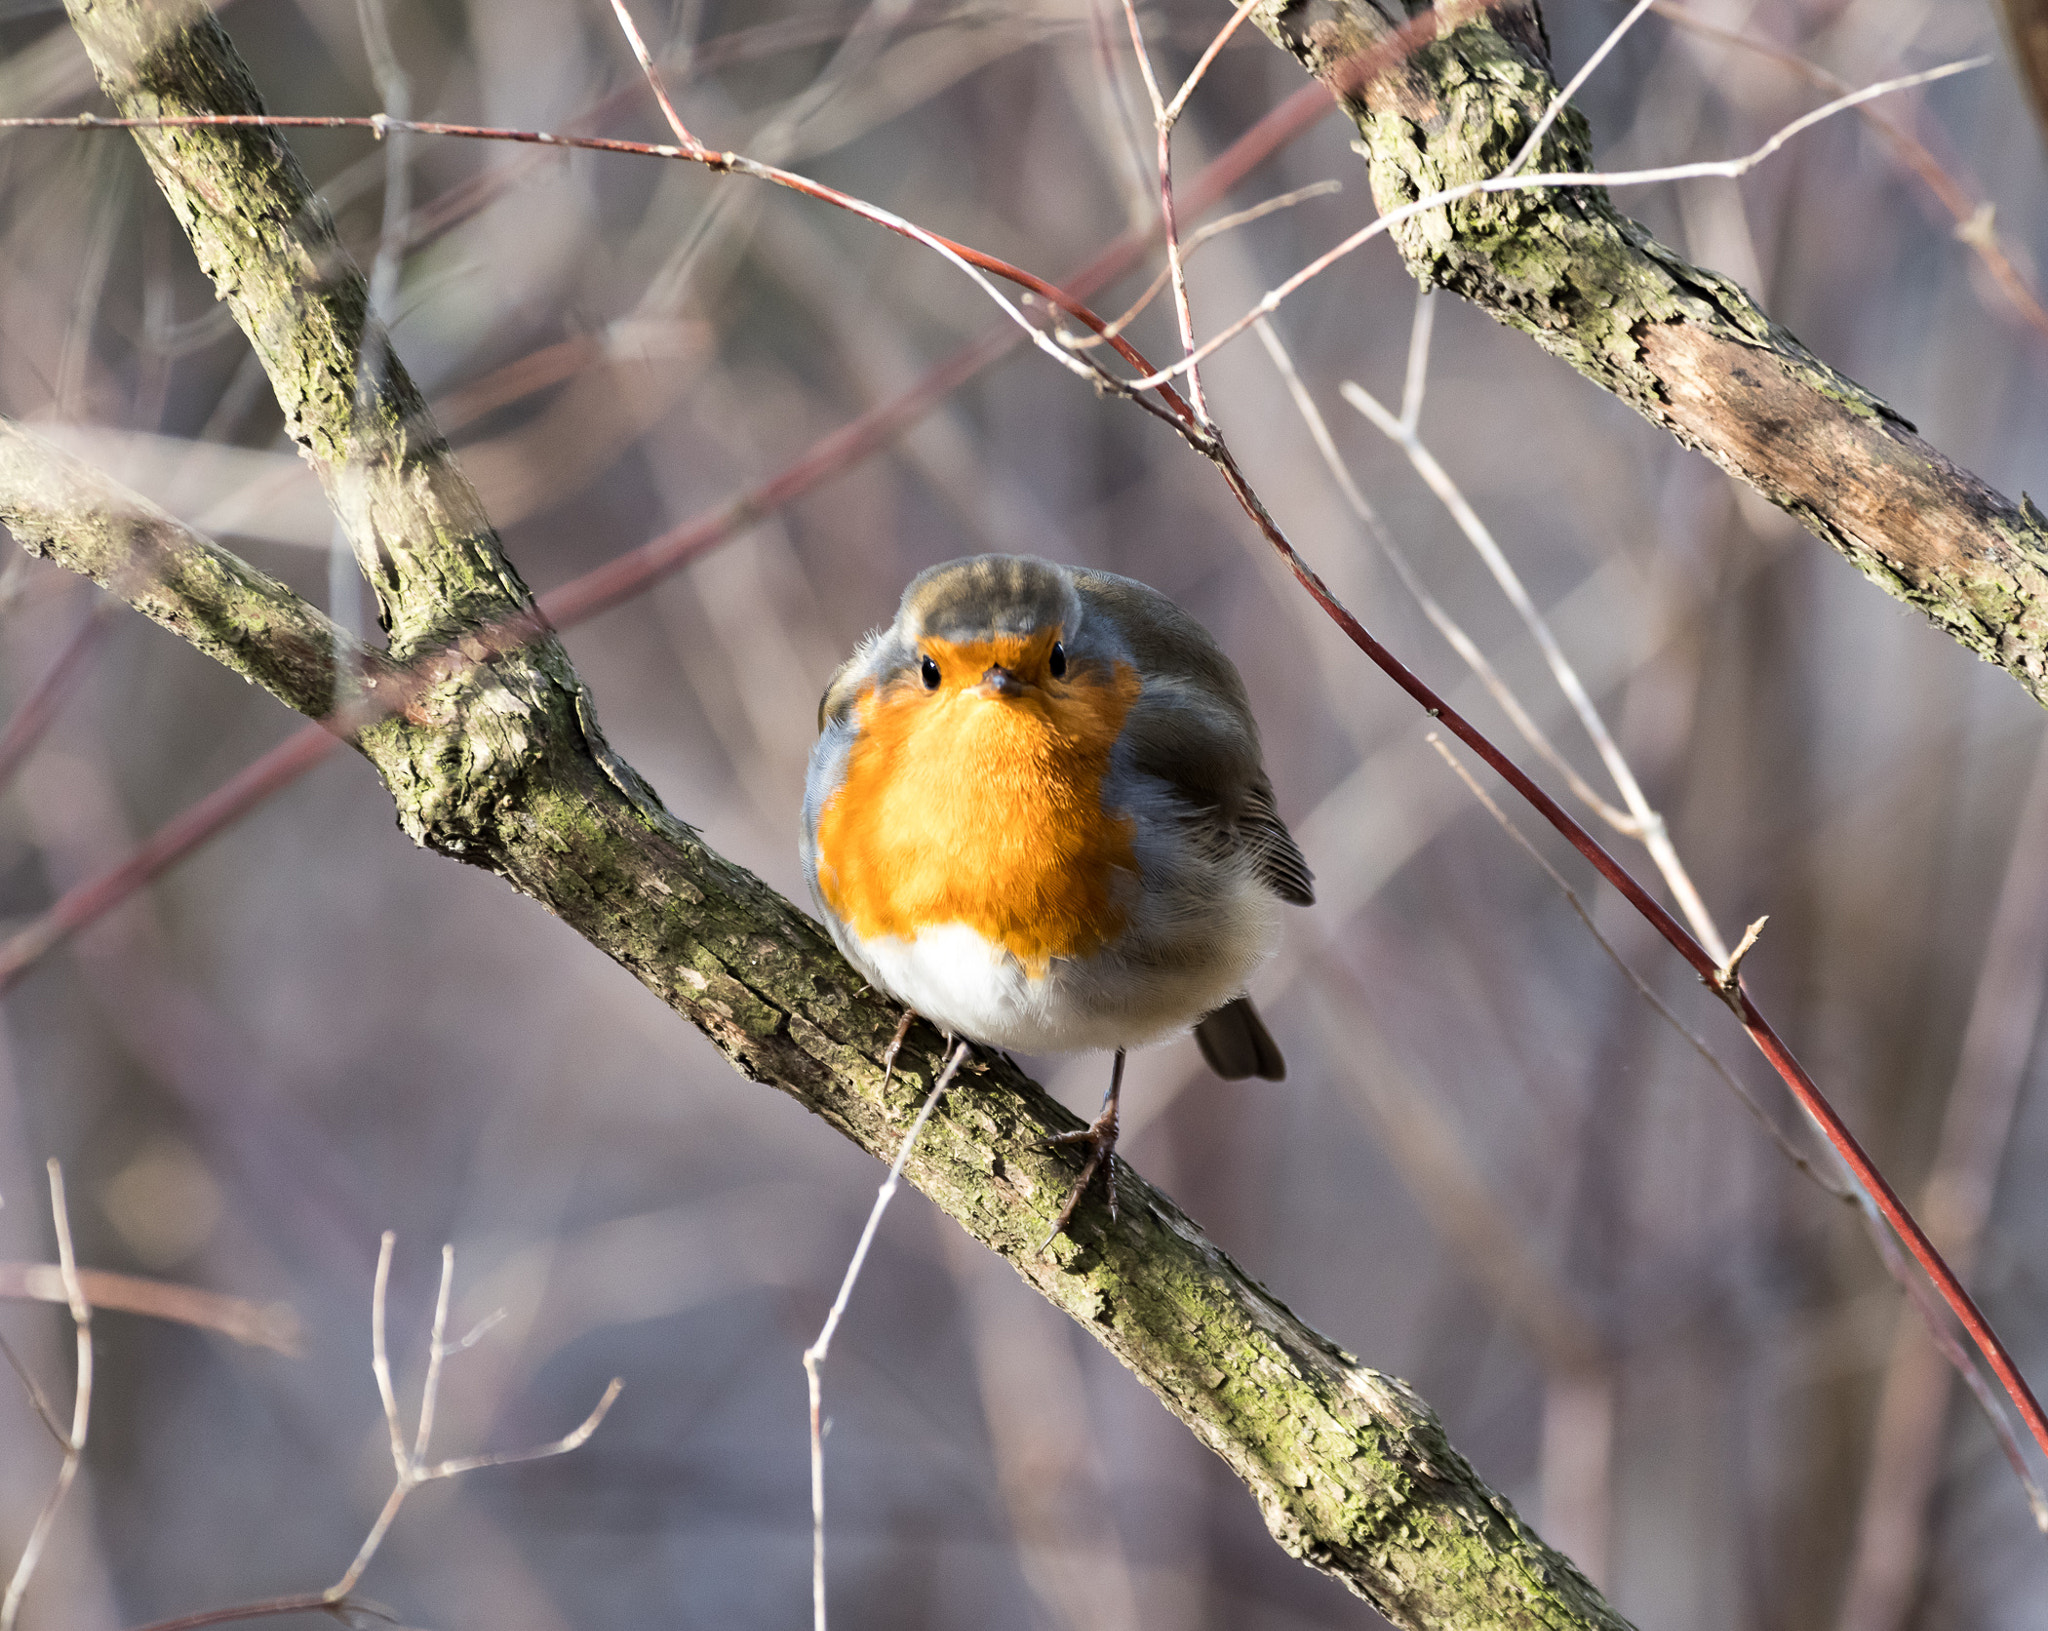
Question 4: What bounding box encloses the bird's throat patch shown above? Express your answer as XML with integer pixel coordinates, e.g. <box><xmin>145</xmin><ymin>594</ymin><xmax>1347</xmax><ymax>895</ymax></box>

<box><xmin>814</xmin><ymin>647</ymin><xmax>1142</xmax><ymax>971</ymax></box>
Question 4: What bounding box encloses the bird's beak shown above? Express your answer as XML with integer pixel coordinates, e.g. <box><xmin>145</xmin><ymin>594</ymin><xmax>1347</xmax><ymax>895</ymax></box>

<box><xmin>978</xmin><ymin>664</ymin><xmax>1027</xmax><ymax>698</ymax></box>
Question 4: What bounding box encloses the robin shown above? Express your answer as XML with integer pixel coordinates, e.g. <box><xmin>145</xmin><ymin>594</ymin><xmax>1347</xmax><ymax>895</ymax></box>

<box><xmin>802</xmin><ymin>554</ymin><xmax>1313</xmax><ymax>1242</ymax></box>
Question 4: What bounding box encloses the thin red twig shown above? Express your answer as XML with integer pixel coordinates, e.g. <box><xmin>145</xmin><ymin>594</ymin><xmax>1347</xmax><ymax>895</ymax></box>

<box><xmin>127</xmin><ymin>1594</ymin><xmax>350</xmax><ymax>1631</ymax></box>
<box><xmin>0</xmin><ymin>599</ymin><xmax>114</xmax><ymax>794</ymax></box>
<box><xmin>1196</xmin><ymin>444</ymin><xmax>2048</xmax><ymax>1470</ymax></box>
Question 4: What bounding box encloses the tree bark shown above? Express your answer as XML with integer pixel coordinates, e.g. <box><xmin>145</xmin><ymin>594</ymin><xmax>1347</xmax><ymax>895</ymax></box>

<box><xmin>1244</xmin><ymin>0</ymin><xmax>2048</xmax><ymax>708</ymax></box>
<box><xmin>0</xmin><ymin>4</ymin><xmax>1638</xmax><ymax>1627</ymax></box>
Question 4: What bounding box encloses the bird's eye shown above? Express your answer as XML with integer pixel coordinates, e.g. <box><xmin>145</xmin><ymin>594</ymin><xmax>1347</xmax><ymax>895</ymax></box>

<box><xmin>1048</xmin><ymin>641</ymin><xmax>1067</xmax><ymax>680</ymax></box>
<box><xmin>920</xmin><ymin>654</ymin><xmax>941</xmax><ymax>690</ymax></box>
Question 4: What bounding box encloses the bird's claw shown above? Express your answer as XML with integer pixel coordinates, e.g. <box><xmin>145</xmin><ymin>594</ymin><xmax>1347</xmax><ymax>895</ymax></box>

<box><xmin>1038</xmin><ymin>1106</ymin><xmax>1119</xmax><ymax>1252</ymax></box>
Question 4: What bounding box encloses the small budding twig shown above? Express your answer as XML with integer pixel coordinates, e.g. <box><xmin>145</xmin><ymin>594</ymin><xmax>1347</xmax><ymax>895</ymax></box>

<box><xmin>1</xmin><ymin>1162</ymin><xmax>93</xmax><ymax>1631</ymax></box>
<box><xmin>803</xmin><ymin>1039</ymin><xmax>971</xmax><ymax>1631</ymax></box>
<box><xmin>1711</xmin><ymin>915</ymin><xmax>1769</xmax><ymax>1000</ymax></box>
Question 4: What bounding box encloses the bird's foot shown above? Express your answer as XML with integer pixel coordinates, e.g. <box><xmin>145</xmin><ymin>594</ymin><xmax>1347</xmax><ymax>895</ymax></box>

<box><xmin>1039</xmin><ymin>1102</ymin><xmax>1119</xmax><ymax>1251</ymax></box>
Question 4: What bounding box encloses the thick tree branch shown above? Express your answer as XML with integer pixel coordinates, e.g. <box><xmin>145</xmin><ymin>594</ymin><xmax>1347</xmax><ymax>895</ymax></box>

<box><xmin>64</xmin><ymin>0</ymin><xmax>530</xmax><ymax>659</ymax></box>
<box><xmin>0</xmin><ymin>420</ymin><xmax>361</xmax><ymax>719</ymax></box>
<box><xmin>1246</xmin><ymin>0</ymin><xmax>2048</xmax><ymax>707</ymax></box>
<box><xmin>1</xmin><ymin>3</ymin><xmax>1640</xmax><ymax>1626</ymax></box>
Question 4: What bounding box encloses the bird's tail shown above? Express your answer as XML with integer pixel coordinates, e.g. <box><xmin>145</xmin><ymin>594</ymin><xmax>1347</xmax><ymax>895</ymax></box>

<box><xmin>1193</xmin><ymin>995</ymin><xmax>1285</xmax><ymax>1081</ymax></box>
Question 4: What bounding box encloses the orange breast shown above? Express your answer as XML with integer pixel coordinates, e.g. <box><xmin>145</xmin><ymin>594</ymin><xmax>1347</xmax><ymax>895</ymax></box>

<box><xmin>814</xmin><ymin>639</ymin><xmax>1143</xmax><ymax>972</ymax></box>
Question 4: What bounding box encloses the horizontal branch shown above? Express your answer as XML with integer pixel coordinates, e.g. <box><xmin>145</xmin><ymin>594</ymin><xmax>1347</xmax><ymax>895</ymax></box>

<box><xmin>0</xmin><ymin>1261</ymin><xmax>301</xmax><ymax>1355</ymax></box>
<box><xmin>1245</xmin><ymin>0</ymin><xmax>2048</xmax><ymax>707</ymax></box>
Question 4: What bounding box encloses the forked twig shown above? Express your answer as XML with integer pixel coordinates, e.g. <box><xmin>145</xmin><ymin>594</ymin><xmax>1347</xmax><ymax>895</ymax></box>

<box><xmin>129</xmin><ymin>1233</ymin><xmax>618</xmax><ymax>1630</ymax></box>
<box><xmin>329</xmin><ymin>1234</ymin><xmax>619</xmax><ymax>1603</ymax></box>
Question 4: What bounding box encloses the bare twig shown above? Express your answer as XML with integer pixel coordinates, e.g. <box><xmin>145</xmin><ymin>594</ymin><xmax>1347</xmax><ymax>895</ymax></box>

<box><xmin>1711</xmin><ymin>916</ymin><xmax>1768</xmax><ymax>997</ymax></box>
<box><xmin>1653</xmin><ymin>0</ymin><xmax>2048</xmax><ymax>346</ymax></box>
<box><xmin>1501</xmin><ymin>0</ymin><xmax>1659</xmax><ymax>179</ymax></box>
<box><xmin>326</xmin><ymin>1233</ymin><xmax>619</xmax><ymax>1604</ymax></box>
<box><xmin>1341</xmin><ymin>325</ymin><xmax>1730</xmax><ymax>963</ymax></box>
<box><xmin>605</xmin><ymin>0</ymin><xmax>707</xmax><ymax>156</ymax></box>
<box><xmin>1114</xmin><ymin>57</ymin><xmax>1991</xmax><ymax>394</ymax></box>
<box><xmin>1162</xmin><ymin>0</ymin><xmax>1263</xmax><ymax>126</ymax></box>
<box><xmin>1</xmin><ymin>1162</ymin><xmax>94</xmax><ymax>1631</ymax></box>
<box><xmin>803</xmin><ymin>1040</ymin><xmax>971</xmax><ymax>1631</ymax></box>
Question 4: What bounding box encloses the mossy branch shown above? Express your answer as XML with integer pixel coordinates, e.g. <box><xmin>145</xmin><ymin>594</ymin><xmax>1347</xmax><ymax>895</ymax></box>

<box><xmin>62</xmin><ymin>0</ymin><xmax>531</xmax><ymax>659</ymax></box>
<box><xmin>0</xmin><ymin>419</ymin><xmax>363</xmax><ymax>719</ymax></box>
<box><xmin>1246</xmin><ymin>0</ymin><xmax>2048</xmax><ymax>707</ymax></box>
<box><xmin>0</xmin><ymin>3</ymin><xmax>1650</xmax><ymax>1626</ymax></box>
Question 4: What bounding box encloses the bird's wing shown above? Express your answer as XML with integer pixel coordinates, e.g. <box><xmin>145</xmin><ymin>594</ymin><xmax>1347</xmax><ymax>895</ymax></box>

<box><xmin>1074</xmin><ymin>570</ymin><xmax>1314</xmax><ymax>907</ymax></box>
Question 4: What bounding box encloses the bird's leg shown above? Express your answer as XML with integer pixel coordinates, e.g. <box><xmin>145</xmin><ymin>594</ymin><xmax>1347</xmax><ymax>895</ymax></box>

<box><xmin>877</xmin><ymin>1007</ymin><xmax>918</xmax><ymax>1098</ymax></box>
<box><xmin>1040</xmin><ymin>1048</ymin><xmax>1126</xmax><ymax>1250</ymax></box>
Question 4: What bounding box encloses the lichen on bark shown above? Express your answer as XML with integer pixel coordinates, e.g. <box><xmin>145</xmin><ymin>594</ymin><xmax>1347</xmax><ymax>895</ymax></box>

<box><xmin>1244</xmin><ymin>0</ymin><xmax>2048</xmax><ymax>707</ymax></box>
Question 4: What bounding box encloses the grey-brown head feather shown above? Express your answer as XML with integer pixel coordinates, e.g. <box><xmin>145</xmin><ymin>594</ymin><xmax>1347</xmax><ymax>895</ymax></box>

<box><xmin>901</xmin><ymin>555</ymin><xmax>1080</xmax><ymax>645</ymax></box>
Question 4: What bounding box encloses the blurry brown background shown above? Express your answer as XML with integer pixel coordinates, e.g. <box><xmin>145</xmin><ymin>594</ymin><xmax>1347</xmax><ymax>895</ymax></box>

<box><xmin>2</xmin><ymin>0</ymin><xmax>2046</xmax><ymax>1626</ymax></box>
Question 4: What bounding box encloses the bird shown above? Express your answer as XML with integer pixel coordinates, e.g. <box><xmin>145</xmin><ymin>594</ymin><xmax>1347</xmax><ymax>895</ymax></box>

<box><xmin>801</xmin><ymin>554</ymin><xmax>1313</xmax><ymax>1244</ymax></box>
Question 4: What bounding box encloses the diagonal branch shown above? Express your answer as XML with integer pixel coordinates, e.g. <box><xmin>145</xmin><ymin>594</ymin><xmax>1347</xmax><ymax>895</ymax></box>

<box><xmin>1242</xmin><ymin>0</ymin><xmax>2048</xmax><ymax>709</ymax></box>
